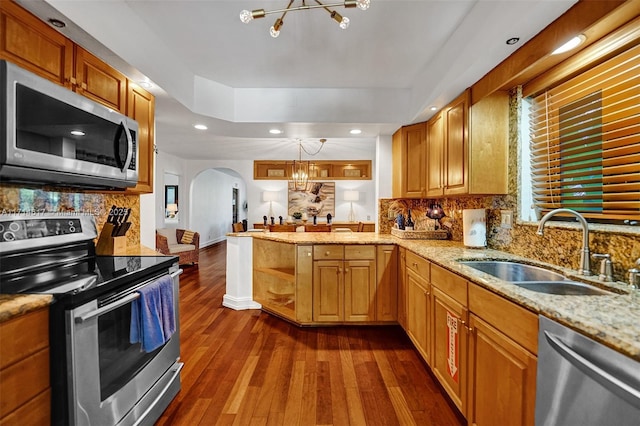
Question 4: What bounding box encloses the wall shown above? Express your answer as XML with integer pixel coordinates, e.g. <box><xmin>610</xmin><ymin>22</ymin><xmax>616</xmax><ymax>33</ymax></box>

<box><xmin>379</xmin><ymin>89</ymin><xmax>640</xmax><ymax>282</ymax></box>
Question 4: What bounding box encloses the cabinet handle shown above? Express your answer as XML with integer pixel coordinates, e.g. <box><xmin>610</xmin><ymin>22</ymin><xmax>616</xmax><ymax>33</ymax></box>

<box><xmin>325</xmin><ymin>251</ymin><xmax>330</xmax><ymax>256</ymax></box>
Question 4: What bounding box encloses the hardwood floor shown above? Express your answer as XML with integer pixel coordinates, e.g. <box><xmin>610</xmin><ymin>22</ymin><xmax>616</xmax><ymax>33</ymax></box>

<box><xmin>157</xmin><ymin>242</ymin><xmax>465</xmax><ymax>426</ymax></box>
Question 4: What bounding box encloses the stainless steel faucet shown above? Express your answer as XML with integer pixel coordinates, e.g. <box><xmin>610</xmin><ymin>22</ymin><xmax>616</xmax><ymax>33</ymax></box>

<box><xmin>536</xmin><ymin>208</ymin><xmax>591</xmax><ymax>276</ymax></box>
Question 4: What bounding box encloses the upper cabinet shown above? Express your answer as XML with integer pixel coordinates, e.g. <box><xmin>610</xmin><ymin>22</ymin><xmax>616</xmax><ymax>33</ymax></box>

<box><xmin>392</xmin><ymin>122</ymin><xmax>426</xmax><ymax>198</ymax></box>
<box><xmin>0</xmin><ymin>1</ymin><xmax>155</xmax><ymax>194</ymax></box>
<box><xmin>0</xmin><ymin>1</ymin><xmax>73</xmax><ymax>87</ymax></box>
<box><xmin>393</xmin><ymin>88</ymin><xmax>508</xmax><ymax>198</ymax></box>
<box><xmin>74</xmin><ymin>47</ymin><xmax>128</xmax><ymax>114</ymax></box>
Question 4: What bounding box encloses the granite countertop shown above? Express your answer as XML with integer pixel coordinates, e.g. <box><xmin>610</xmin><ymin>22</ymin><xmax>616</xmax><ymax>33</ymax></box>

<box><xmin>247</xmin><ymin>232</ymin><xmax>640</xmax><ymax>360</ymax></box>
<box><xmin>0</xmin><ymin>294</ymin><xmax>53</xmax><ymax>323</ymax></box>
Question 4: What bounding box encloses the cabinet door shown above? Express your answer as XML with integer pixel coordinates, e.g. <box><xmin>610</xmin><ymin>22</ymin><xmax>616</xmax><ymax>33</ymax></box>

<box><xmin>426</xmin><ymin>112</ymin><xmax>444</xmax><ymax>197</ymax></box>
<box><xmin>0</xmin><ymin>1</ymin><xmax>73</xmax><ymax>87</ymax></box>
<box><xmin>127</xmin><ymin>83</ymin><xmax>155</xmax><ymax>194</ymax></box>
<box><xmin>397</xmin><ymin>248</ymin><xmax>407</xmax><ymax>328</ymax></box>
<box><xmin>406</xmin><ymin>269</ymin><xmax>431</xmax><ymax>364</ymax></box>
<box><xmin>75</xmin><ymin>47</ymin><xmax>127</xmax><ymax>113</ymax></box>
<box><xmin>432</xmin><ymin>287</ymin><xmax>468</xmax><ymax>415</ymax></box>
<box><xmin>403</xmin><ymin>123</ymin><xmax>427</xmax><ymax>198</ymax></box>
<box><xmin>344</xmin><ymin>259</ymin><xmax>376</xmax><ymax>322</ymax></box>
<box><xmin>376</xmin><ymin>245</ymin><xmax>397</xmax><ymax>322</ymax></box>
<box><xmin>313</xmin><ymin>260</ymin><xmax>343</xmax><ymax>322</ymax></box>
<box><xmin>444</xmin><ymin>90</ymin><xmax>469</xmax><ymax>195</ymax></box>
<box><xmin>468</xmin><ymin>314</ymin><xmax>537</xmax><ymax>426</ymax></box>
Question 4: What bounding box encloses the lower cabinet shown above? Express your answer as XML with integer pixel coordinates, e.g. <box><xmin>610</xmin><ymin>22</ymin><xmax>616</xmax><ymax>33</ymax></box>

<box><xmin>400</xmin><ymin>255</ymin><xmax>537</xmax><ymax>425</ymax></box>
<box><xmin>467</xmin><ymin>283</ymin><xmax>538</xmax><ymax>426</ymax></box>
<box><xmin>376</xmin><ymin>245</ymin><xmax>398</xmax><ymax>322</ymax></box>
<box><xmin>0</xmin><ymin>307</ymin><xmax>50</xmax><ymax>424</ymax></box>
<box><xmin>397</xmin><ymin>247</ymin><xmax>407</xmax><ymax>328</ymax></box>
<box><xmin>312</xmin><ymin>245</ymin><xmax>376</xmax><ymax>323</ymax></box>
<box><xmin>406</xmin><ymin>268</ymin><xmax>431</xmax><ymax>364</ymax></box>
<box><xmin>432</xmin><ymin>286</ymin><xmax>468</xmax><ymax>416</ymax></box>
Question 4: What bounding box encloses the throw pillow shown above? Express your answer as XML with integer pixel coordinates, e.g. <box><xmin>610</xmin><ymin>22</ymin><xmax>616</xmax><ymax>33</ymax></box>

<box><xmin>181</xmin><ymin>230</ymin><xmax>195</xmax><ymax>244</ymax></box>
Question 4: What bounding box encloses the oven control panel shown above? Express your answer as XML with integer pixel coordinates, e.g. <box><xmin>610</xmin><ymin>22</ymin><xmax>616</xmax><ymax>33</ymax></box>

<box><xmin>0</xmin><ymin>218</ymin><xmax>83</xmax><ymax>242</ymax></box>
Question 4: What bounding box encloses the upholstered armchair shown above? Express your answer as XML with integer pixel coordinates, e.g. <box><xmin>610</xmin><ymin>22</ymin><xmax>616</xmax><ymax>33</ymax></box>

<box><xmin>156</xmin><ymin>228</ymin><xmax>200</xmax><ymax>266</ymax></box>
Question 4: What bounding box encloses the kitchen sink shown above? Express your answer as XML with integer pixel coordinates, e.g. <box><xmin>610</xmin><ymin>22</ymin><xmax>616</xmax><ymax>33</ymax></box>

<box><xmin>459</xmin><ymin>260</ymin><xmax>566</xmax><ymax>282</ymax></box>
<box><xmin>513</xmin><ymin>281</ymin><xmax>614</xmax><ymax>295</ymax></box>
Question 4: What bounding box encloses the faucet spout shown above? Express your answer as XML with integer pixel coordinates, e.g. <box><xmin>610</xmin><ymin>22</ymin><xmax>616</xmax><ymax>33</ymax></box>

<box><xmin>536</xmin><ymin>208</ymin><xmax>591</xmax><ymax>276</ymax></box>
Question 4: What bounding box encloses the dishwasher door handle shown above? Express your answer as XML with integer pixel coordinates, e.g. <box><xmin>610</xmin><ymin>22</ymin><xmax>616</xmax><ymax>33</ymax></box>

<box><xmin>544</xmin><ymin>330</ymin><xmax>640</xmax><ymax>407</ymax></box>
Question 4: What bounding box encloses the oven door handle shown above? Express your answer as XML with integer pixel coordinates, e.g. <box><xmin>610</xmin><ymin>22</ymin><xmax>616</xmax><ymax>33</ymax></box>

<box><xmin>74</xmin><ymin>270</ymin><xmax>181</xmax><ymax>324</ymax></box>
<box><xmin>75</xmin><ymin>292</ymin><xmax>140</xmax><ymax>324</ymax></box>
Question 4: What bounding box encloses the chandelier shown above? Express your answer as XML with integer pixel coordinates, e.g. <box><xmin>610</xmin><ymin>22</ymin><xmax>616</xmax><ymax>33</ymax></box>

<box><xmin>289</xmin><ymin>138</ymin><xmax>326</xmax><ymax>191</ymax></box>
<box><xmin>240</xmin><ymin>0</ymin><xmax>370</xmax><ymax>38</ymax></box>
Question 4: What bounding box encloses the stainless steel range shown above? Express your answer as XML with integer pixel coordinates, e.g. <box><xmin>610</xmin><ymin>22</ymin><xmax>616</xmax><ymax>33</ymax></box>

<box><xmin>0</xmin><ymin>213</ymin><xmax>183</xmax><ymax>426</ymax></box>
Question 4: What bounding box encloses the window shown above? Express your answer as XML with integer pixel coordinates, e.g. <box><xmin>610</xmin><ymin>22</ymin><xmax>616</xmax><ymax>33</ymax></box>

<box><xmin>528</xmin><ymin>43</ymin><xmax>640</xmax><ymax>223</ymax></box>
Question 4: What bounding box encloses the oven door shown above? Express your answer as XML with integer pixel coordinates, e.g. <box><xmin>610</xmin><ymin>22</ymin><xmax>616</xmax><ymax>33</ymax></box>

<box><xmin>67</xmin><ymin>269</ymin><xmax>182</xmax><ymax>426</ymax></box>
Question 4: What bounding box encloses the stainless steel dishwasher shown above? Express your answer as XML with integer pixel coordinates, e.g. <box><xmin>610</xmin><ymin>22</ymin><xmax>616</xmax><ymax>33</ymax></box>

<box><xmin>535</xmin><ymin>316</ymin><xmax>640</xmax><ymax>426</ymax></box>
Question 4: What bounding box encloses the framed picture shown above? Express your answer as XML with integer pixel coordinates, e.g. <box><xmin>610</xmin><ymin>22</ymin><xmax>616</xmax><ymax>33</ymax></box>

<box><xmin>288</xmin><ymin>182</ymin><xmax>335</xmax><ymax>218</ymax></box>
<box><xmin>343</xmin><ymin>169</ymin><xmax>361</xmax><ymax>177</ymax></box>
<box><xmin>267</xmin><ymin>169</ymin><xmax>285</xmax><ymax>177</ymax></box>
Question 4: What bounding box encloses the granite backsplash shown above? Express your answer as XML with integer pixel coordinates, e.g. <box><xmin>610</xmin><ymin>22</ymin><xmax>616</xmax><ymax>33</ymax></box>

<box><xmin>0</xmin><ymin>184</ymin><xmax>141</xmax><ymax>247</ymax></box>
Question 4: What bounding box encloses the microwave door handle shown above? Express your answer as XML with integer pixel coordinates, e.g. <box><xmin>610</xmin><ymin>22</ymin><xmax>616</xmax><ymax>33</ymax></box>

<box><xmin>113</xmin><ymin>121</ymin><xmax>133</xmax><ymax>172</ymax></box>
<box><xmin>122</xmin><ymin>120</ymin><xmax>134</xmax><ymax>171</ymax></box>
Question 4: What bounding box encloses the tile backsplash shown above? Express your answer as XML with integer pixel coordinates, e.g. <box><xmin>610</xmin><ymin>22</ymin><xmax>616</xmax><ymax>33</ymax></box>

<box><xmin>0</xmin><ymin>184</ymin><xmax>140</xmax><ymax>246</ymax></box>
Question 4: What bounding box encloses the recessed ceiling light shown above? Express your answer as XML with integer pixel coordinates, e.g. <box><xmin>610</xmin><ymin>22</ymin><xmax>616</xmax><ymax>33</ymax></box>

<box><xmin>138</xmin><ymin>80</ymin><xmax>153</xmax><ymax>89</ymax></box>
<box><xmin>194</xmin><ymin>124</ymin><xmax>208</xmax><ymax>130</ymax></box>
<box><xmin>269</xmin><ymin>129</ymin><xmax>282</xmax><ymax>134</ymax></box>
<box><xmin>47</xmin><ymin>18</ymin><xmax>66</xmax><ymax>28</ymax></box>
<box><xmin>506</xmin><ymin>37</ymin><xmax>520</xmax><ymax>45</ymax></box>
<box><xmin>70</xmin><ymin>130</ymin><xmax>85</xmax><ymax>136</ymax></box>
<box><xmin>430</xmin><ymin>106</ymin><xmax>438</xmax><ymax>111</ymax></box>
<box><xmin>350</xmin><ymin>129</ymin><xmax>362</xmax><ymax>135</ymax></box>
<box><xmin>552</xmin><ymin>34</ymin><xmax>586</xmax><ymax>55</ymax></box>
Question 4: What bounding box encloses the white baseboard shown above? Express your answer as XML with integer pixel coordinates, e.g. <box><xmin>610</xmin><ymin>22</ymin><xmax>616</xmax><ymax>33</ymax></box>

<box><xmin>222</xmin><ymin>294</ymin><xmax>262</xmax><ymax>311</ymax></box>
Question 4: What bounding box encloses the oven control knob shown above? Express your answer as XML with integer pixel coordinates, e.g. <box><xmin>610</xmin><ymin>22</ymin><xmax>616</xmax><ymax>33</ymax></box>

<box><xmin>0</xmin><ymin>223</ymin><xmax>4</xmax><ymax>233</ymax></box>
<box><xmin>3</xmin><ymin>231</ymin><xmax>15</xmax><ymax>242</ymax></box>
<box><xmin>9</xmin><ymin>222</ymin><xmax>20</xmax><ymax>232</ymax></box>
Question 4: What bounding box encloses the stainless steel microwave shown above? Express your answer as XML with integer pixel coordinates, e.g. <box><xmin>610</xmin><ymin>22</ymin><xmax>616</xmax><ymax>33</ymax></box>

<box><xmin>0</xmin><ymin>60</ymin><xmax>138</xmax><ymax>189</ymax></box>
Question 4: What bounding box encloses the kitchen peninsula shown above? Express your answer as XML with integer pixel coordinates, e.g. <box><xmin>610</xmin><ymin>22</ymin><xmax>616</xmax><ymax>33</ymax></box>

<box><xmin>228</xmin><ymin>230</ymin><xmax>640</xmax><ymax>423</ymax></box>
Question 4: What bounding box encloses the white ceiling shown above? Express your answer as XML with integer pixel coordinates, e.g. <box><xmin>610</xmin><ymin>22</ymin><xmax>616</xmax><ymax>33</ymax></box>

<box><xmin>18</xmin><ymin>0</ymin><xmax>577</xmax><ymax>160</ymax></box>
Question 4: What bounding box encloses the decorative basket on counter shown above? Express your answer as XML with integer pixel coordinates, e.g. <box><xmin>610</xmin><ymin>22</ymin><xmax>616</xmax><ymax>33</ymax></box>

<box><xmin>391</xmin><ymin>228</ymin><xmax>449</xmax><ymax>240</ymax></box>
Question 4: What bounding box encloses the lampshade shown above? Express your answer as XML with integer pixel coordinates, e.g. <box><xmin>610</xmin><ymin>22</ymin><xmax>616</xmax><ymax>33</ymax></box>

<box><xmin>166</xmin><ymin>203</ymin><xmax>178</xmax><ymax>213</ymax></box>
<box><xmin>343</xmin><ymin>190</ymin><xmax>359</xmax><ymax>201</ymax></box>
<box><xmin>262</xmin><ymin>191</ymin><xmax>279</xmax><ymax>202</ymax></box>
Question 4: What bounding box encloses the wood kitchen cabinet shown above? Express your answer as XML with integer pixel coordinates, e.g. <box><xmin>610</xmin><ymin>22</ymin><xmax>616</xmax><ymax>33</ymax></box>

<box><xmin>0</xmin><ymin>2</ymin><xmax>156</xmax><ymax>194</ymax></box>
<box><xmin>467</xmin><ymin>283</ymin><xmax>538</xmax><ymax>426</ymax></box>
<box><xmin>74</xmin><ymin>47</ymin><xmax>127</xmax><ymax>113</ymax></box>
<box><xmin>253</xmin><ymin>239</ymin><xmax>313</xmax><ymax>323</ymax></box>
<box><xmin>127</xmin><ymin>82</ymin><xmax>155</xmax><ymax>194</ymax></box>
<box><xmin>404</xmin><ymin>250</ymin><xmax>432</xmax><ymax>364</ymax></box>
<box><xmin>395</xmin><ymin>88</ymin><xmax>508</xmax><ymax>198</ymax></box>
<box><xmin>397</xmin><ymin>247</ymin><xmax>407</xmax><ymax>328</ymax></box>
<box><xmin>0</xmin><ymin>1</ymin><xmax>73</xmax><ymax>87</ymax></box>
<box><xmin>392</xmin><ymin>122</ymin><xmax>427</xmax><ymax>198</ymax></box>
<box><xmin>375</xmin><ymin>245</ymin><xmax>398</xmax><ymax>322</ymax></box>
<box><xmin>426</xmin><ymin>90</ymin><xmax>469</xmax><ymax>196</ymax></box>
<box><xmin>0</xmin><ymin>307</ymin><xmax>50</xmax><ymax>424</ymax></box>
<box><xmin>431</xmin><ymin>263</ymin><xmax>469</xmax><ymax>416</ymax></box>
<box><xmin>313</xmin><ymin>245</ymin><xmax>376</xmax><ymax>322</ymax></box>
